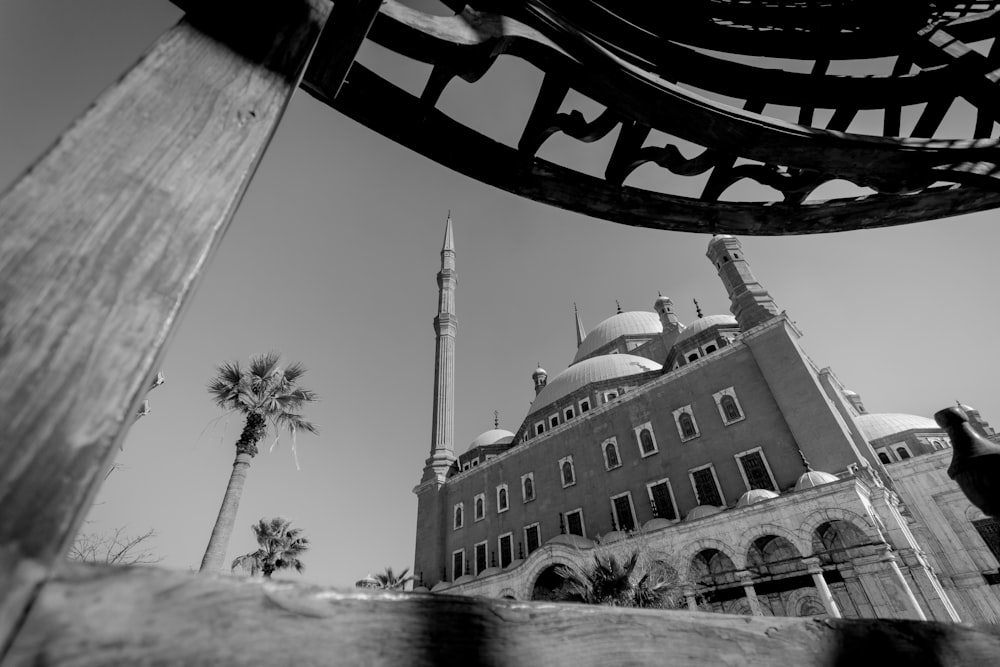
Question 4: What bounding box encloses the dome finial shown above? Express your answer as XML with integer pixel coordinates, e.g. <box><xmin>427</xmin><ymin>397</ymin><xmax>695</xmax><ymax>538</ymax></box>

<box><xmin>798</xmin><ymin>448</ymin><xmax>813</xmax><ymax>472</ymax></box>
<box><xmin>616</xmin><ymin>300</ymin><xmax>622</xmax><ymax>314</ymax></box>
<box><xmin>494</xmin><ymin>410</ymin><xmax>499</xmax><ymax>429</ymax></box>
<box><xmin>693</xmin><ymin>298</ymin><xmax>703</xmax><ymax>318</ymax></box>
<box><xmin>574</xmin><ymin>303</ymin><xmax>587</xmax><ymax>347</ymax></box>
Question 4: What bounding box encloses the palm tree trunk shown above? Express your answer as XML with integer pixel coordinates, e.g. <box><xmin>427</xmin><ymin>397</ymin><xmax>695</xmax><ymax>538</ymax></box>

<box><xmin>199</xmin><ymin>452</ymin><xmax>253</xmax><ymax>573</ymax></box>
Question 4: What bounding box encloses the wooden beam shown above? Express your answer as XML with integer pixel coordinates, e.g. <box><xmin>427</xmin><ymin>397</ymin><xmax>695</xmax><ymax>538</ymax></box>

<box><xmin>9</xmin><ymin>564</ymin><xmax>1000</xmax><ymax>666</ymax></box>
<box><xmin>0</xmin><ymin>0</ymin><xmax>328</xmax><ymax>656</ymax></box>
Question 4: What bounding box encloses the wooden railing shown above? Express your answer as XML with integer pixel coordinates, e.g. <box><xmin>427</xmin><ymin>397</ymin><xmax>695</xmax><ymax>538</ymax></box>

<box><xmin>1</xmin><ymin>2</ymin><xmax>999</xmax><ymax>664</ymax></box>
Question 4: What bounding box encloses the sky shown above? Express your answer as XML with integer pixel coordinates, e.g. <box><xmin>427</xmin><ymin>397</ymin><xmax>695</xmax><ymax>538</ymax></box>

<box><xmin>1</xmin><ymin>1</ymin><xmax>998</xmax><ymax>588</ymax></box>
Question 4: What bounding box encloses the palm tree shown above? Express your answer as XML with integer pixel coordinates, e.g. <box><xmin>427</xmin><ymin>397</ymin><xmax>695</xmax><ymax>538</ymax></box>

<box><xmin>199</xmin><ymin>352</ymin><xmax>318</xmax><ymax>573</ymax></box>
<box><xmin>373</xmin><ymin>566</ymin><xmax>414</xmax><ymax>591</ymax></box>
<box><xmin>556</xmin><ymin>551</ymin><xmax>677</xmax><ymax>608</ymax></box>
<box><xmin>231</xmin><ymin>517</ymin><xmax>309</xmax><ymax>578</ymax></box>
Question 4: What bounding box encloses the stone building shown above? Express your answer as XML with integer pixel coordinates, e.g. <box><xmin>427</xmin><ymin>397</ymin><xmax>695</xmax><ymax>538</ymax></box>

<box><xmin>412</xmin><ymin>218</ymin><xmax>1000</xmax><ymax>622</ymax></box>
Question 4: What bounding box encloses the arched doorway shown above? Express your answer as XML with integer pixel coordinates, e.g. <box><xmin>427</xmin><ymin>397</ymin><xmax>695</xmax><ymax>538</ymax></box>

<box><xmin>530</xmin><ymin>564</ymin><xmax>577</xmax><ymax>602</ymax></box>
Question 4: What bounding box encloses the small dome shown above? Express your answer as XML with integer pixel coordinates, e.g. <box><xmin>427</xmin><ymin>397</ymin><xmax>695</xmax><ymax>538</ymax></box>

<box><xmin>958</xmin><ymin>403</ymin><xmax>977</xmax><ymax>413</ymax></box>
<box><xmin>546</xmin><ymin>534</ymin><xmax>595</xmax><ymax>549</ymax></box>
<box><xmin>354</xmin><ymin>574</ymin><xmax>380</xmax><ymax>589</ymax></box>
<box><xmin>529</xmin><ymin>354</ymin><xmax>662</xmax><ymax>415</ymax></box>
<box><xmin>532</xmin><ymin>366</ymin><xmax>547</xmax><ymax>379</ymax></box>
<box><xmin>573</xmin><ymin>311</ymin><xmax>663</xmax><ymax>363</ymax></box>
<box><xmin>736</xmin><ymin>489</ymin><xmax>779</xmax><ymax>507</ymax></box>
<box><xmin>676</xmin><ymin>314</ymin><xmax>738</xmax><ymax>343</ymax></box>
<box><xmin>411</xmin><ymin>586</ymin><xmax>430</xmax><ymax>593</ymax></box>
<box><xmin>843</xmin><ymin>389</ymin><xmax>858</xmax><ymax>397</ymax></box>
<box><xmin>464</xmin><ymin>428</ymin><xmax>515</xmax><ymax>453</ymax></box>
<box><xmin>478</xmin><ymin>567</ymin><xmax>502</xmax><ymax>578</ymax></box>
<box><xmin>855</xmin><ymin>413</ymin><xmax>941</xmax><ymax>442</ymax></box>
<box><xmin>685</xmin><ymin>505</ymin><xmax>724</xmax><ymax>521</ymax></box>
<box><xmin>430</xmin><ymin>581</ymin><xmax>452</xmax><ymax>592</ymax></box>
<box><xmin>642</xmin><ymin>518</ymin><xmax>675</xmax><ymax>532</ymax></box>
<box><xmin>794</xmin><ymin>470</ymin><xmax>839</xmax><ymax>491</ymax></box>
<box><xmin>601</xmin><ymin>530</ymin><xmax>627</xmax><ymax>544</ymax></box>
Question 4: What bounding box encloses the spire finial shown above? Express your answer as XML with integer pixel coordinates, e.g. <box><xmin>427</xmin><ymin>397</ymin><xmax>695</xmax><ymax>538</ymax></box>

<box><xmin>494</xmin><ymin>410</ymin><xmax>499</xmax><ymax>429</ymax></box>
<box><xmin>574</xmin><ymin>303</ymin><xmax>587</xmax><ymax>347</ymax></box>
<box><xmin>693</xmin><ymin>298</ymin><xmax>703</xmax><ymax>318</ymax></box>
<box><xmin>797</xmin><ymin>449</ymin><xmax>813</xmax><ymax>472</ymax></box>
<box><xmin>658</xmin><ymin>291</ymin><xmax>662</xmax><ymax>297</ymax></box>
<box><xmin>442</xmin><ymin>211</ymin><xmax>455</xmax><ymax>253</ymax></box>
<box><xmin>616</xmin><ymin>300</ymin><xmax>622</xmax><ymax>314</ymax></box>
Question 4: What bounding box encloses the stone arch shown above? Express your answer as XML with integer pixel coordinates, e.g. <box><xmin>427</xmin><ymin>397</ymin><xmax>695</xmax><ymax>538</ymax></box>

<box><xmin>676</xmin><ymin>537</ymin><xmax>741</xmax><ymax>581</ymax></box>
<box><xmin>734</xmin><ymin>523</ymin><xmax>811</xmax><ymax>566</ymax></box>
<box><xmin>800</xmin><ymin>507</ymin><xmax>877</xmax><ymax>548</ymax></box>
<box><xmin>745</xmin><ymin>534</ymin><xmax>805</xmax><ymax>578</ymax></box>
<box><xmin>518</xmin><ymin>544</ymin><xmax>589</xmax><ymax>600</ymax></box>
<box><xmin>810</xmin><ymin>518</ymin><xmax>873</xmax><ymax>565</ymax></box>
<box><xmin>498</xmin><ymin>587</ymin><xmax>517</xmax><ymax>600</ymax></box>
<box><xmin>784</xmin><ymin>587</ymin><xmax>826</xmax><ymax>618</ymax></box>
<box><xmin>688</xmin><ymin>548</ymin><xmax>739</xmax><ymax>588</ymax></box>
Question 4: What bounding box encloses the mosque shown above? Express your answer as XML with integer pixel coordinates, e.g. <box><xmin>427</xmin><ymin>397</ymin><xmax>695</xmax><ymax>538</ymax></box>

<box><xmin>412</xmin><ymin>217</ymin><xmax>1000</xmax><ymax>622</ymax></box>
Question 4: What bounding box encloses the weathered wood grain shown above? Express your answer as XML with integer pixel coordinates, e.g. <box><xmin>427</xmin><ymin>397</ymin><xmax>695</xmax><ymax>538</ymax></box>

<box><xmin>0</xmin><ymin>0</ymin><xmax>328</xmax><ymax>656</ymax></box>
<box><xmin>8</xmin><ymin>563</ymin><xmax>1000</xmax><ymax>666</ymax></box>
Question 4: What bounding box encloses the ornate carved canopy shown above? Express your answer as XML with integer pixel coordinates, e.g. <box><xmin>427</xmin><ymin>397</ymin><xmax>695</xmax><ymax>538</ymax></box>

<box><xmin>302</xmin><ymin>0</ymin><xmax>1000</xmax><ymax>234</ymax></box>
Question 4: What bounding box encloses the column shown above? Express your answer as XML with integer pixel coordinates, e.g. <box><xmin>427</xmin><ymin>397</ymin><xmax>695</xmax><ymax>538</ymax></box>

<box><xmin>803</xmin><ymin>557</ymin><xmax>842</xmax><ymax>618</ymax></box>
<box><xmin>737</xmin><ymin>571</ymin><xmax>763</xmax><ymax>616</ymax></box>
<box><xmin>683</xmin><ymin>586</ymin><xmax>698</xmax><ymax>611</ymax></box>
<box><xmin>880</xmin><ymin>549</ymin><xmax>927</xmax><ymax>621</ymax></box>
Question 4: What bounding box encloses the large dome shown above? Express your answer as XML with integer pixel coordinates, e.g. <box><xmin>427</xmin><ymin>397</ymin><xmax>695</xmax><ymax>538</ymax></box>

<box><xmin>573</xmin><ymin>311</ymin><xmax>662</xmax><ymax>363</ymax></box>
<box><xmin>529</xmin><ymin>354</ymin><xmax>662</xmax><ymax>415</ymax></box>
<box><xmin>463</xmin><ymin>429</ymin><xmax>515</xmax><ymax>453</ymax></box>
<box><xmin>855</xmin><ymin>413</ymin><xmax>941</xmax><ymax>442</ymax></box>
<box><xmin>675</xmin><ymin>314</ymin><xmax>738</xmax><ymax>343</ymax></box>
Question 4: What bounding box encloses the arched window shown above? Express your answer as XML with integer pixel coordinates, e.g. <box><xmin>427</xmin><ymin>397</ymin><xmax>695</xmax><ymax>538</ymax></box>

<box><xmin>562</xmin><ymin>461</ymin><xmax>575</xmax><ymax>486</ymax></box>
<box><xmin>639</xmin><ymin>429</ymin><xmax>655</xmax><ymax>454</ymax></box>
<box><xmin>454</xmin><ymin>504</ymin><xmax>463</xmax><ymax>529</ymax></box>
<box><xmin>679</xmin><ymin>413</ymin><xmax>696</xmax><ymax>438</ymax></box>
<box><xmin>877</xmin><ymin>451</ymin><xmax>891</xmax><ymax>465</ymax></box>
<box><xmin>896</xmin><ymin>447</ymin><xmax>911</xmax><ymax>460</ymax></box>
<box><xmin>475</xmin><ymin>496</ymin><xmax>484</xmax><ymax>519</ymax></box>
<box><xmin>721</xmin><ymin>395</ymin><xmax>741</xmax><ymax>422</ymax></box>
<box><xmin>498</xmin><ymin>487</ymin><xmax>508</xmax><ymax>511</ymax></box>
<box><xmin>605</xmin><ymin>442</ymin><xmax>620</xmax><ymax>468</ymax></box>
<box><xmin>523</xmin><ymin>476</ymin><xmax>534</xmax><ymax>501</ymax></box>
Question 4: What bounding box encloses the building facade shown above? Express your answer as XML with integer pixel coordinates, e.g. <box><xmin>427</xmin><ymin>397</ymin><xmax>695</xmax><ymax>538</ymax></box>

<box><xmin>413</xmin><ymin>223</ymin><xmax>1000</xmax><ymax>622</ymax></box>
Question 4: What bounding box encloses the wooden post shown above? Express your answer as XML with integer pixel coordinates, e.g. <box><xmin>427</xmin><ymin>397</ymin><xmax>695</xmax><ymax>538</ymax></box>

<box><xmin>0</xmin><ymin>0</ymin><xmax>337</xmax><ymax>656</ymax></box>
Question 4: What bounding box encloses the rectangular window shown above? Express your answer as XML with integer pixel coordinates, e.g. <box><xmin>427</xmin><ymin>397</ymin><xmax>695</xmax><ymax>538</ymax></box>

<box><xmin>579</xmin><ymin>399</ymin><xmax>591</xmax><ymax>414</ymax></box>
<box><xmin>974</xmin><ymin>518</ymin><xmax>1000</xmax><ymax>563</ymax></box>
<box><xmin>647</xmin><ymin>479</ymin><xmax>678</xmax><ymax>521</ymax></box>
<box><xmin>611</xmin><ymin>492</ymin><xmax>637</xmax><ymax>532</ymax></box>
<box><xmin>525</xmin><ymin>523</ymin><xmax>541</xmax><ymax>555</ymax></box>
<box><xmin>521</xmin><ymin>472</ymin><xmax>535</xmax><ymax>502</ymax></box>
<box><xmin>499</xmin><ymin>533</ymin><xmax>513</xmax><ymax>568</ymax></box>
<box><xmin>690</xmin><ymin>465</ymin><xmax>724</xmax><ymax>507</ymax></box>
<box><xmin>603</xmin><ymin>391</ymin><xmax>618</xmax><ymax>403</ymax></box>
<box><xmin>565</xmin><ymin>508</ymin><xmax>585</xmax><ymax>537</ymax></box>
<box><xmin>474</xmin><ymin>541</ymin><xmax>488</xmax><ymax>575</ymax></box>
<box><xmin>735</xmin><ymin>448</ymin><xmax>777</xmax><ymax>492</ymax></box>
<box><xmin>452</xmin><ymin>549</ymin><xmax>465</xmax><ymax>580</ymax></box>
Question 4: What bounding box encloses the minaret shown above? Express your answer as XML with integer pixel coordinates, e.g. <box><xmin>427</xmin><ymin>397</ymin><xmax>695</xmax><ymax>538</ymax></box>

<box><xmin>706</xmin><ymin>235</ymin><xmax>780</xmax><ymax>331</ymax></box>
<box><xmin>654</xmin><ymin>294</ymin><xmax>685</xmax><ymax>351</ymax></box>
<box><xmin>424</xmin><ymin>214</ymin><xmax>457</xmax><ymax>482</ymax></box>
<box><xmin>574</xmin><ymin>303</ymin><xmax>587</xmax><ymax>347</ymax></box>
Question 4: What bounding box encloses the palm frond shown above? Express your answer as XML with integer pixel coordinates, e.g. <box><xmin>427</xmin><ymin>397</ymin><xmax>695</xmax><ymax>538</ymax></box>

<box><xmin>248</xmin><ymin>351</ymin><xmax>282</xmax><ymax>382</ymax></box>
<box><xmin>282</xmin><ymin>362</ymin><xmax>307</xmax><ymax>385</ymax></box>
